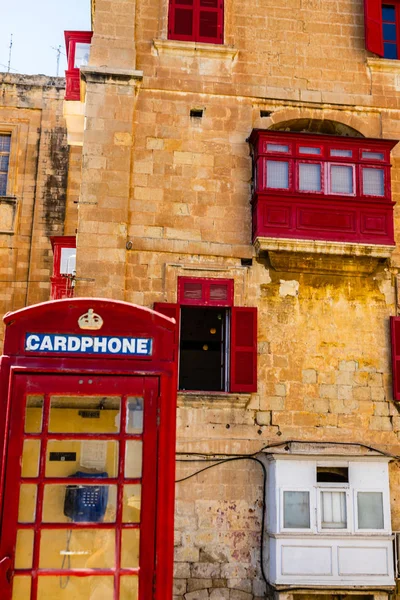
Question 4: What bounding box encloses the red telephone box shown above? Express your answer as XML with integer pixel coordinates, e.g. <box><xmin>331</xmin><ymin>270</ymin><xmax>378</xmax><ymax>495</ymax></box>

<box><xmin>0</xmin><ymin>298</ymin><xmax>177</xmax><ymax>600</ymax></box>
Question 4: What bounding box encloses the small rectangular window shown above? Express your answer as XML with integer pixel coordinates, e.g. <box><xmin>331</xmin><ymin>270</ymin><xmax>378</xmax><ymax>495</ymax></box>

<box><xmin>357</xmin><ymin>491</ymin><xmax>384</xmax><ymax>529</ymax></box>
<box><xmin>266</xmin><ymin>160</ymin><xmax>289</xmax><ymax>189</ymax></box>
<box><xmin>74</xmin><ymin>43</ymin><xmax>91</xmax><ymax>68</ymax></box>
<box><xmin>382</xmin><ymin>4</ymin><xmax>398</xmax><ymax>59</ymax></box>
<box><xmin>320</xmin><ymin>491</ymin><xmax>347</xmax><ymax>529</ymax></box>
<box><xmin>298</xmin><ymin>163</ymin><xmax>322</xmax><ymax>192</ymax></box>
<box><xmin>330</xmin><ymin>164</ymin><xmax>354</xmax><ymax>195</ymax></box>
<box><xmin>299</xmin><ymin>146</ymin><xmax>321</xmax><ymax>155</ymax></box>
<box><xmin>362</xmin><ymin>151</ymin><xmax>385</xmax><ymax>161</ymax></box>
<box><xmin>362</xmin><ymin>167</ymin><xmax>385</xmax><ymax>196</ymax></box>
<box><xmin>0</xmin><ymin>134</ymin><xmax>11</xmax><ymax>196</ymax></box>
<box><xmin>266</xmin><ymin>143</ymin><xmax>289</xmax><ymax>153</ymax></box>
<box><xmin>330</xmin><ymin>149</ymin><xmax>352</xmax><ymax>158</ymax></box>
<box><xmin>283</xmin><ymin>491</ymin><xmax>310</xmax><ymax>529</ymax></box>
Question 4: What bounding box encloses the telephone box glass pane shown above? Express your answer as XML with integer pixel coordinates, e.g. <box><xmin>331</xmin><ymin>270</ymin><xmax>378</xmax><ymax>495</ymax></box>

<box><xmin>45</xmin><ymin>440</ymin><xmax>118</xmax><ymax>477</ymax></box>
<box><xmin>123</xmin><ymin>484</ymin><xmax>142</xmax><ymax>523</ymax></box>
<box><xmin>21</xmin><ymin>440</ymin><xmax>40</xmax><ymax>477</ymax></box>
<box><xmin>126</xmin><ymin>397</ymin><xmax>144</xmax><ymax>433</ymax></box>
<box><xmin>25</xmin><ymin>395</ymin><xmax>44</xmax><ymax>433</ymax></box>
<box><xmin>121</xmin><ymin>529</ymin><xmax>140</xmax><ymax>568</ymax></box>
<box><xmin>42</xmin><ymin>484</ymin><xmax>117</xmax><ymax>523</ymax></box>
<box><xmin>120</xmin><ymin>576</ymin><xmax>139</xmax><ymax>600</ymax></box>
<box><xmin>125</xmin><ymin>441</ymin><xmax>143</xmax><ymax>478</ymax></box>
<box><xmin>39</xmin><ymin>529</ymin><xmax>115</xmax><ymax>569</ymax></box>
<box><xmin>15</xmin><ymin>529</ymin><xmax>34</xmax><ymax>568</ymax></box>
<box><xmin>12</xmin><ymin>576</ymin><xmax>31</xmax><ymax>599</ymax></box>
<box><xmin>37</xmin><ymin>576</ymin><xmax>114</xmax><ymax>599</ymax></box>
<box><xmin>18</xmin><ymin>484</ymin><xmax>37</xmax><ymax>522</ymax></box>
<box><xmin>49</xmin><ymin>396</ymin><xmax>121</xmax><ymax>433</ymax></box>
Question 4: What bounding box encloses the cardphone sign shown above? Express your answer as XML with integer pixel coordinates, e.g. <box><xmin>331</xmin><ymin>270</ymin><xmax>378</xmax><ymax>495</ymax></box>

<box><xmin>25</xmin><ymin>333</ymin><xmax>153</xmax><ymax>356</ymax></box>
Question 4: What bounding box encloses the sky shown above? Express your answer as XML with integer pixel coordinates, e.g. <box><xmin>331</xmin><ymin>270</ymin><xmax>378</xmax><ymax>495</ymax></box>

<box><xmin>1</xmin><ymin>0</ymin><xmax>91</xmax><ymax>77</ymax></box>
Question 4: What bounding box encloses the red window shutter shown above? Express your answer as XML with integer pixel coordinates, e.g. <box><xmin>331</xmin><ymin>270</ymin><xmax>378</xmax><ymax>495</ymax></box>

<box><xmin>154</xmin><ymin>302</ymin><xmax>180</xmax><ymax>344</ymax></box>
<box><xmin>230</xmin><ymin>307</ymin><xmax>257</xmax><ymax>393</ymax></box>
<box><xmin>198</xmin><ymin>0</ymin><xmax>223</xmax><ymax>43</ymax></box>
<box><xmin>391</xmin><ymin>317</ymin><xmax>400</xmax><ymax>401</ymax></box>
<box><xmin>364</xmin><ymin>0</ymin><xmax>384</xmax><ymax>56</ymax></box>
<box><xmin>169</xmin><ymin>0</ymin><xmax>195</xmax><ymax>41</ymax></box>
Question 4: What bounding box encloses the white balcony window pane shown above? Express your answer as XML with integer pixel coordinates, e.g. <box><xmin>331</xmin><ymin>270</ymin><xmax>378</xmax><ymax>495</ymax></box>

<box><xmin>363</xmin><ymin>168</ymin><xmax>385</xmax><ymax>196</ymax></box>
<box><xmin>357</xmin><ymin>492</ymin><xmax>384</xmax><ymax>529</ymax></box>
<box><xmin>299</xmin><ymin>147</ymin><xmax>321</xmax><ymax>155</ymax></box>
<box><xmin>266</xmin><ymin>143</ymin><xmax>289</xmax><ymax>153</ymax></box>
<box><xmin>362</xmin><ymin>151</ymin><xmax>384</xmax><ymax>161</ymax></box>
<box><xmin>283</xmin><ymin>491</ymin><xmax>310</xmax><ymax>528</ymax></box>
<box><xmin>74</xmin><ymin>43</ymin><xmax>91</xmax><ymax>68</ymax></box>
<box><xmin>299</xmin><ymin>163</ymin><xmax>321</xmax><ymax>192</ymax></box>
<box><xmin>266</xmin><ymin>161</ymin><xmax>289</xmax><ymax>189</ymax></box>
<box><xmin>331</xmin><ymin>149</ymin><xmax>352</xmax><ymax>158</ymax></box>
<box><xmin>331</xmin><ymin>165</ymin><xmax>354</xmax><ymax>194</ymax></box>
<box><xmin>321</xmin><ymin>491</ymin><xmax>346</xmax><ymax>529</ymax></box>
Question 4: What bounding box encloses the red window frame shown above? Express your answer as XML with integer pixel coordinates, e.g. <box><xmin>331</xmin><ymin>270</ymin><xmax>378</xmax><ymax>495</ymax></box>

<box><xmin>296</xmin><ymin>160</ymin><xmax>324</xmax><ymax>195</ymax></box>
<box><xmin>364</xmin><ymin>0</ymin><xmax>400</xmax><ymax>58</ymax></box>
<box><xmin>64</xmin><ymin>31</ymin><xmax>93</xmax><ymax>101</ymax></box>
<box><xmin>359</xmin><ymin>164</ymin><xmax>387</xmax><ymax>197</ymax></box>
<box><xmin>155</xmin><ymin>277</ymin><xmax>257</xmax><ymax>393</ymax></box>
<box><xmin>50</xmin><ymin>236</ymin><xmax>76</xmax><ymax>300</ymax></box>
<box><xmin>168</xmin><ymin>0</ymin><xmax>224</xmax><ymax>44</ymax></box>
<box><xmin>250</xmin><ymin>131</ymin><xmax>394</xmax><ymax>202</ymax></box>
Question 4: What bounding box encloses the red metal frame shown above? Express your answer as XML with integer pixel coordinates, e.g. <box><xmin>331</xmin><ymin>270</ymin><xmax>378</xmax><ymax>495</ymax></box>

<box><xmin>0</xmin><ymin>298</ymin><xmax>178</xmax><ymax>600</ymax></box>
<box><xmin>249</xmin><ymin>130</ymin><xmax>398</xmax><ymax>246</ymax></box>
<box><xmin>64</xmin><ymin>31</ymin><xmax>93</xmax><ymax>101</ymax></box>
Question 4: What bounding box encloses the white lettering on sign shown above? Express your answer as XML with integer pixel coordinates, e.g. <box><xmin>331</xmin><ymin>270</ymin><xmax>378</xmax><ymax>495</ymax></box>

<box><xmin>25</xmin><ymin>333</ymin><xmax>152</xmax><ymax>356</ymax></box>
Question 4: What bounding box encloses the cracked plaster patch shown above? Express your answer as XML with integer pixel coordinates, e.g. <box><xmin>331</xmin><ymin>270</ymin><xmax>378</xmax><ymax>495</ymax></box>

<box><xmin>279</xmin><ymin>279</ymin><xmax>299</xmax><ymax>297</ymax></box>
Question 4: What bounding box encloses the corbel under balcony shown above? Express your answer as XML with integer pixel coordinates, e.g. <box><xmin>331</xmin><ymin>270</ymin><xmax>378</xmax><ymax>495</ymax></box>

<box><xmin>254</xmin><ymin>237</ymin><xmax>395</xmax><ymax>275</ymax></box>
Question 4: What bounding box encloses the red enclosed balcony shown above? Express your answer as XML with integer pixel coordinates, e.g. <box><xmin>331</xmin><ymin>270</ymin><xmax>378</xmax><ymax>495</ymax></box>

<box><xmin>64</xmin><ymin>31</ymin><xmax>93</xmax><ymax>101</ymax></box>
<box><xmin>249</xmin><ymin>130</ymin><xmax>398</xmax><ymax>271</ymax></box>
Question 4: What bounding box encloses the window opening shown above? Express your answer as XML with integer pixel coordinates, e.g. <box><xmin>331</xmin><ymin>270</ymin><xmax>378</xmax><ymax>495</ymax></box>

<box><xmin>316</xmin><ymin>466</ymin><xmax>349</xmax><ymax>483</ymax></box>
<box><xmin>330</xmin><ymin>164</ymin><xmax>354</xmax><ymax>195</ymax></box>
<box><xmin>299</xmin><ymin>146</ymin><xmax>321</xmax><ymax>155</ymax></box>
<box><xmin>299</xmin><ymin>162</ymin><xmax>322</xmax><ymax>192</ymax></box>
<box><xmin>382</xmin><ymin>4</ymin><xmax>398</xmax><ymax>58</ymax></box>
<box><xmin>357</xmin><ymin>491</ymin><xmax>384</xmax><ymax>529</ymax></box>
<box><xmin>0</xmin><ymin>134</ymin><xmax>11</xmax><ymax>196</ymax></box>
<box><xmin>320</xmin><ymin>490</ymin><xmax>347</xmax><ymax>529</ymax></box>
<box><xmin>266</xmin><ymin>160</ymin><xmax>289</xmax><ymax>189</ymax></box>
<box><xmin>190</xmin><ymin>109</ymin><xmax>204</xmax><ymax>119</ymax></box>
<box><xmin>331</xmin><ymin>148</ymin><xmax>352</xmax><ymax>158</ymax></box>
<box><xmin>179</xmin><ymin>306</ymin><xmax>227</xmax><ymax>391</ymax></box>
<box><xmin>362</xmin><ymin>167</ymin><xmax>385</xmax><ymax>196</ymax></box>
<box><xmin>283</xmin><ymin>491</ymin><xmax>310</xmax><ymax>529</ymax></box>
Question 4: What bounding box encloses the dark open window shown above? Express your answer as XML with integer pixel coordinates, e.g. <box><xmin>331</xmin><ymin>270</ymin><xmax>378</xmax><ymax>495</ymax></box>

<box><xmin>154</xmin><ymin>277</ymin><xmax>257</xmax><ymax>393</ymax></box>
<box><xmin>364</xmin><ymin>0</ymin><xmax>400</xmax><ymax>58</ymax></box>
<box><xmin>168</xmin><ymin>0</ymin><xmax>224</xmax><ymax>44</ymax></box>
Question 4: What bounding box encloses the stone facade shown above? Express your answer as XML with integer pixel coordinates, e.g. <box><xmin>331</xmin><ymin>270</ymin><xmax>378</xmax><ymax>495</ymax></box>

<box><xmin>0</xmin><ymin>73</ymin><xmax>76</xmax><ymax>351</ymax></box>
<box><xmin>4</xmin><ymin>0</ymin><xmax>400</xmax><ymax>598</ymax></box>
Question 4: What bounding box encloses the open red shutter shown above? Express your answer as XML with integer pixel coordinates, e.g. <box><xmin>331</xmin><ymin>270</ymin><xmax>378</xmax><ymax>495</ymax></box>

<box><xmin>154</xmin><ymin>302</ymin><xmax>180</xmax><ymax>343</ymax></box>
<box><xmin>168</xmin><ymin>0</ymin><xmax>195</xmax><ymax>41</ymax></box>
<box><xmin>391</xmin><ymin>317</ymin><xmax>400</xmax><ymax>400</ymax></box>
<box><xmin>364</xmin><ymin>0</ymin><xmax>384</xmax><ymax>56</ymax></box>
<box><xmin>230</xmin><ymin>307</ymin><xmax>257</xmax><ymax>393</ymax></box>
<box><xmin>197</xmin><ymin>0</ymin><xmax>223</xmax><ymax>44</ymax></box>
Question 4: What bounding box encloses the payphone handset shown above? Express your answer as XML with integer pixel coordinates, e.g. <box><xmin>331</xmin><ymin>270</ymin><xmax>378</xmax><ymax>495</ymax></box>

<box><xmin>64</xmin><ymin>471</ymin><xmax>109</xmax><ymax>522</ymax></box>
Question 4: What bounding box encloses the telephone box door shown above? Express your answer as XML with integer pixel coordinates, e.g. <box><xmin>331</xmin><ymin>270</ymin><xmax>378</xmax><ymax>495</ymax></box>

<box><xmin>0</xmin><ymin>373</ymin><xmax>158</xmax><ymax>600</ymax></box>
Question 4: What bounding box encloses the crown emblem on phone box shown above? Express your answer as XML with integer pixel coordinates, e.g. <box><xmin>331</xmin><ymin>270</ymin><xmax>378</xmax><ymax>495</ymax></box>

<box><xmin>78</xmin><ymin>309</ymin><xmax>104</xmax><ymax>330</ymax></box>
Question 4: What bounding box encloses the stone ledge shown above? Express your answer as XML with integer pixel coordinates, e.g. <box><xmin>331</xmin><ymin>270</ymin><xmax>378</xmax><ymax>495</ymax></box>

<box><xmin>255</xmin><ymin>237</ymin><xmax>394</xmax><ymax>275</ymax></box>
<box><xmin>80</xmin><ymin>66</ymin><xmax>144</xmax><ymax>85</ymax></box>
<box><xmin>177</xmin><ymin>392</ymin><xmax>251</xmax><ymax>408</ymax></box>
<box><xmin>367</xmin><ymin>57</ymin><xmax>400</xmax><ymax>73</ymax></box>
<box><xmin>153</xmin><ymin>39</ymin><xmax>238</xmax><ymax>60</ymax></box>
